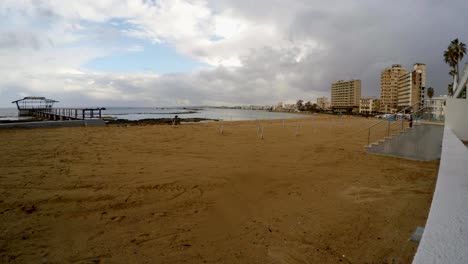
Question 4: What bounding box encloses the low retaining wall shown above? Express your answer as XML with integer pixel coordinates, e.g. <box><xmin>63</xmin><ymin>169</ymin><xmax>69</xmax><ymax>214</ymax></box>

<box><xmin>413</xmin><ymin>127</ymin><xmax>468</xmax><ymax>263</ymax></box>
<box><xmin>445</xmin><ymin>98</ymin><xmax>468</xmax><ymax>141</ymax></box>
<box><xmin>0</xmin><ymin>120</ymin><xmax>105</xmax><ymax>129</ymax></box>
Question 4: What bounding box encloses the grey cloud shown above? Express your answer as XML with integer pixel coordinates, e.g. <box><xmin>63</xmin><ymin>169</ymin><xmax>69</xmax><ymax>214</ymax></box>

<box><xmin>1</xmin><ymin>45</ymin><xmax>315</xmax><ymax>107</ymax></box>
<box><xmin>212</xmin><ymin>0</ymin><xmax>468</xmax><ymax>96</ymax></box>
<box><xmin>0</xmin><ymin>31</ymin><xmax>41</xmax><ymax>50</ymax></box>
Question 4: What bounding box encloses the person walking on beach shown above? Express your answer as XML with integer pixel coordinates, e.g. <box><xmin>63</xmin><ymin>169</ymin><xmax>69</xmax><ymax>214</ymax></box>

<box><xmin>172</xmin><ymin>115</ymin><xmax>181</xmax><ymax>125</ymax></box>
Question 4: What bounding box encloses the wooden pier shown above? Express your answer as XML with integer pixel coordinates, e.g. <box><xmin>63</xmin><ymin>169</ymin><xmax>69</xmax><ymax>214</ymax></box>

<box><xmin>30</xmin><ymin>108</ymin><xmax>106</xmax><ymax>120</ymax></box>
<box><xmin>12</xmin><ymin>97</ymin><xmax>106</xmax><ymax>121</ymax></box>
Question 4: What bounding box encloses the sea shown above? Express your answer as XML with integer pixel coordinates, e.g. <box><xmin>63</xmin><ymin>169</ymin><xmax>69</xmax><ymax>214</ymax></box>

<box><xmin>0</xmin><ymin>107</ymin><xmax>306</xmax><ymax>121</ymax></box>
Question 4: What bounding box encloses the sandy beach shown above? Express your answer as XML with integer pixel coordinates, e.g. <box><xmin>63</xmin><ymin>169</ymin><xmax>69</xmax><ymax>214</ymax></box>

<box><xmin>0</xmin><ymin>116</ymin><xmax>439</xmax><ymax>263</ymax></box>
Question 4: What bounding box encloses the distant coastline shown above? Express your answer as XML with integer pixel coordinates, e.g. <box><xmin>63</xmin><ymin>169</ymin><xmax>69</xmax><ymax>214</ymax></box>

<box><xmin>1</xmin><ymin>107</ymin><xmax>307</xmax><ymax>122</ymax></box>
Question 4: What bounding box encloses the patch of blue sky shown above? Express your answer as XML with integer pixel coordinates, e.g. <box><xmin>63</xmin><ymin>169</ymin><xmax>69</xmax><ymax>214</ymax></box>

<box><xmin>83</xmin><ymin>39</ymin><xmax>208</xmax><ymax>74</ymax></box>
<box><xmin>80</xmin><ymin>19</ymin><xmax>209</xmax><ymax>73</ymax></box>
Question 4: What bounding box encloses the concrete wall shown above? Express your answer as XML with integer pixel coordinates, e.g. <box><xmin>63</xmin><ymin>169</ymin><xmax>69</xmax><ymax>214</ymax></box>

<box><xmin>366</xmin><ymin>123</ymin><xmax>444</xmax><ymax>161</ymax></box>
<box><xmin>445</xmin><ymin>98</ymin><xmax>468</xmax><ymax>141</ymax></box>
<box><xmin>413</xmin><ymin>127</ymin><xmax>468</xmax><ymax>264</ymax></box>
<box><xmin>0</xmin><ymin>120</ymin><xmax>105</xmax><ymax>129</ymax></box>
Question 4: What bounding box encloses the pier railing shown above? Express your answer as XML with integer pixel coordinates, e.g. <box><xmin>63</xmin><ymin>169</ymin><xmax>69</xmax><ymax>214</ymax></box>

<box><xmin>30</xmin><ymin>108</ymin><xmax>106</xmax><ymax>120</ymax></box>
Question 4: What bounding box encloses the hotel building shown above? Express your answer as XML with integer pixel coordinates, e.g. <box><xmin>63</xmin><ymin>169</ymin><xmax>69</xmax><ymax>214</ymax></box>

<box><xmin>331</xmin><ymin>79</ymin><xmax>361</xmax><ymax>112</ymax></box>
<box><xmin>380</xmin><ymin>64</ymin><xmax>407</xmax><ymax>113</ymax></box>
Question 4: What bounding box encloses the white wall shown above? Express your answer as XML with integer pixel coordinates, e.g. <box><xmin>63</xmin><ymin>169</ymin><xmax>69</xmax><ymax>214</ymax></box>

<box><xmin>413</xmin><ymin>127</ymin><xmax>468</xmax><ymax>264</ymax></box>
<box><xmin>454</xmin><ymin>64</ymin><xmax>468</xmax><ymax>98</ymax></box>
<box><xmin>445</xmin><ymin>98</ymin><xmax>468</xmax><ymax>141</ymax></box>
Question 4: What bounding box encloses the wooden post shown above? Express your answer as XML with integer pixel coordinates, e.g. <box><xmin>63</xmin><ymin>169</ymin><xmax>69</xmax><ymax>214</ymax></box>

<box><xmin>387</xmin><ymin>121</ymin><xmax>390</xmax><ymax>137</ymax></box>
<box><xmin>367</xmin><ymin>129</ymin><xmax>370</xmax><ymax>145</ymax></box>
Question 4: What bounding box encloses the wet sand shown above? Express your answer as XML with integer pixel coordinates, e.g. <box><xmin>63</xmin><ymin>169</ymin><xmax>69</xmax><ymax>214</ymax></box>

<box><xmin>0</xmin><ymin>116</ymin><xmax>438</xmax><ymax>263</ymax></box>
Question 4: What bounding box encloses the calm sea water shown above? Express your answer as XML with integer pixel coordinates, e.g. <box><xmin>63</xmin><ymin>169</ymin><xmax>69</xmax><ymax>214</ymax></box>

<box><xmin>0</xmin><ymin>108</ymin><xmax>31</xmax><ymax>121</ymax></box>
<box><xmin>0</xmin><ymin>107</ymin><xmax>306</xmax><ymax>121</ymax></box>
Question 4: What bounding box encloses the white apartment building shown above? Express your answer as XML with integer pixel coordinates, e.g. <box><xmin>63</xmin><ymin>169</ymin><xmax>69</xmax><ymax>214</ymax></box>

<box><xmin>359</xmin><ymin>97</ymin><xmax>380</xmax><ymax>114</ymax></box>
<box><xmin>397</xmin><ymin>63</ymin><xmax>426</xmax><ymax>109</ymax></box>
<box><xmin>316</xmin><ymin>97</ymin><xmax>331</xmax><ymax>110</ymax></box>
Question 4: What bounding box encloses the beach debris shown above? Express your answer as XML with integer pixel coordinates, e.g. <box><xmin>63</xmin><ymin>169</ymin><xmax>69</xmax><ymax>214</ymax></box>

<box><xmin>21</xmin><ymin>204</ymin><xmax>37</xmax><ymax>214</ymax></box>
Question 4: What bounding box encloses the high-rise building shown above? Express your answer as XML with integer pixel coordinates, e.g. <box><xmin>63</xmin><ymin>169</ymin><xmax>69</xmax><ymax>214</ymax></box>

<box><xmin>359</xmin><ymin>97</ymin><xmax>380</xmax><ymax>114</ymax></box>
<box><xmin>331</xmin><ymin>79</ymin><xmax>361</xmax><ymax>112</ymax></box>
<box><xmin>397</xmin><ymin>72</ymin><xmax>412</xmax><ymax>108</ymax></box>
<box><xmin>380</xmin><ymin>64</ymin><xmax>407</xmax><ymax>113</ymax></box>
<box><xmin>316</xmin><ymin>97</ymin><xmax>330</xmax><ymax>110</ymax></box>
<box><xmin>397</xmin><ymin>63</ymin><xmax>426</xmax><ymax>109</ymax></box>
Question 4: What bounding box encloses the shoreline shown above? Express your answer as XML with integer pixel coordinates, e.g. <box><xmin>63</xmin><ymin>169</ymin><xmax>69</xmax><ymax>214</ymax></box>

<box><xmin>105</xmin><ymin>117</ymin><xmax>218</xmax><ymax>126</ymax></box>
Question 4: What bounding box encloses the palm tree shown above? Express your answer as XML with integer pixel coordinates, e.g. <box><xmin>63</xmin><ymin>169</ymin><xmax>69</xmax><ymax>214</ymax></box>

<box><xmin>446</xmin><ymin>39</ymin><xmax>467</xmax><ymax>79</ymax></box>
<box><xmin>444</xmin><ymin>48</ymin><xmax>457</xmax><ymax>73</ymax></box>
<box><xmin>451</xmin><ymin>39</ymin><xmax>467</xmax><ymax>76</ymax></box>
<box><xmin>444</xmin><ymin>39</ymin><xmax>466</xmax><ymax>95</ymax></box>
<box><xmin>427</xmin><ymin>87</ymin><xmax>434</xmax><ymax>99</ymax></box>
<box><xmin>449</xmin><ymin>69</ymin><xmax>457</xmax><ymax>79</ymax></box>
<box><xmin>444</xmin><ymin>48</ymin><xmax>457</xmax><ymax>95</ymax></box>
<box><xmin>448</xmin><ymin>83</ymin><xmax>453</xmax><ymax>96</ymax></box>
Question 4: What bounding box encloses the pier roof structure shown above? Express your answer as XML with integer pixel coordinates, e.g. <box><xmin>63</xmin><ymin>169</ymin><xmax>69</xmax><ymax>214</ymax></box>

<box><xmin>12</xmin><ymin>97</ymin><xmax>59</xmax><ymax>110</ymax></box>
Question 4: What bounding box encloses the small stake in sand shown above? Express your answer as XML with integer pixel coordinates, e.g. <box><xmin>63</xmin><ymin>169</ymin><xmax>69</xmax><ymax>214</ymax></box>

<box><xmin>256</xmin><ymin>120</ymin><xmax>264</xmax><ymax>139</ymax></box>
<box><xmin>219</xmin><ymin>120</ymin><xmax>224</xmax><ymax>135</ymax></box>
<box><xmin>259</xmin><ymin>123</ymin><xmax>264</xmax><ymax>140</ymax></box>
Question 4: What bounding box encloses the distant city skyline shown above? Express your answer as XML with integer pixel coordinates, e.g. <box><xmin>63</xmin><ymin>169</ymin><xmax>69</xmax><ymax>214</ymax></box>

<box><xmin>1</xmin><ymin>1</ymin><xmax>468</xmax><ymax>107</ymax></box>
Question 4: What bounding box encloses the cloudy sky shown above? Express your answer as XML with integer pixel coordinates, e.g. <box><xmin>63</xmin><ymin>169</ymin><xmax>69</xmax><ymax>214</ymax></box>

<box><xmin>1</xmin><ymin>0</ymin><xmax>467</xmax><ymax>107</ymax></box>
